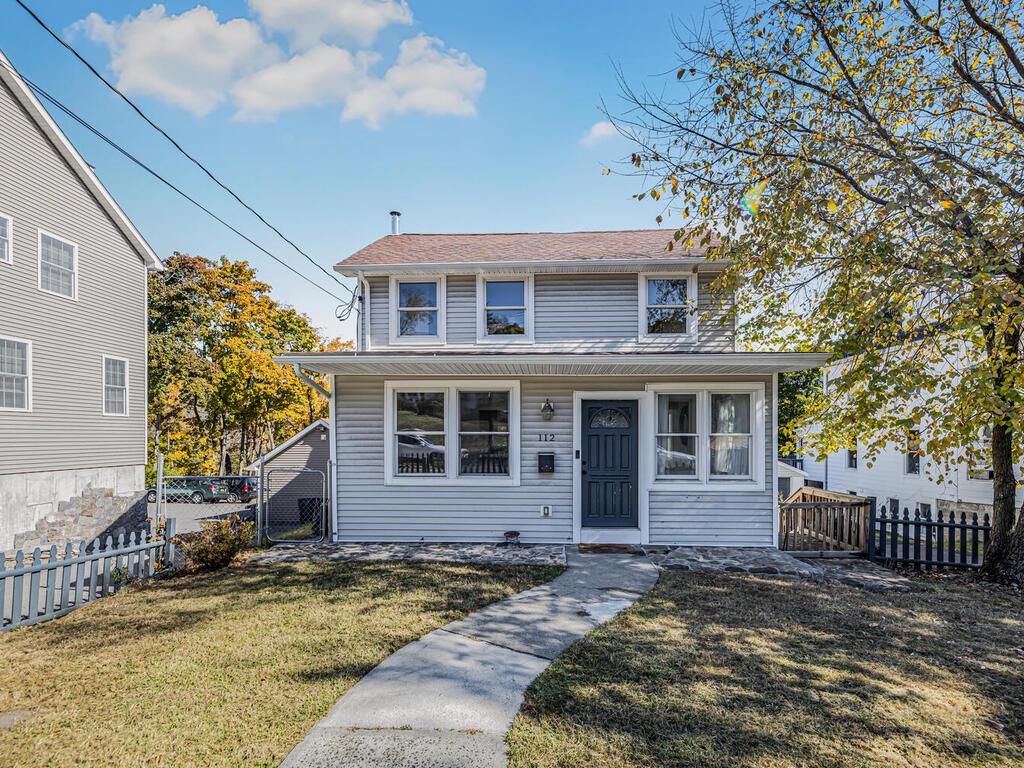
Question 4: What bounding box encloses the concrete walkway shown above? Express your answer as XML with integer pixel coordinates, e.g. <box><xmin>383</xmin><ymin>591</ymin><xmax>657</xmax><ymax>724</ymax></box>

<box><xmin>280</xmin><ymin>549</ymin><xmax>658</xmax><ymax>768</ymax></box>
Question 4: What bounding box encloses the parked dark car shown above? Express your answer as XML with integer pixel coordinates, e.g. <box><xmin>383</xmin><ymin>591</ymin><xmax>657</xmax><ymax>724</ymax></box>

<box><xmin>146</xmin><ymin>478</ymin><xmax>232</xmax><ymax>504</ymax></box>
<box><xmin>223</xmin><ymin>476</ymin><xmax>259</xmax><ymax>503</ymax></box>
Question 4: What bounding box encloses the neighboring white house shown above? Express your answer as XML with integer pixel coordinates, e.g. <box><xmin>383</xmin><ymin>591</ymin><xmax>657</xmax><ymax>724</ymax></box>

<box><xmin>278</xmin><ymin>217</ymin><xmax>828</xmax><ymax>546</ymax></box>
<box><xmin>0</xmin><ymin>49</ymin><xmax>162</xmax><ymax>550</ymax></box>
<box><xmin>799</xmin><ymin>358</ymin><xmax>1023</xmax><ymax>517</ymax></box>
<box><xmin>776</xmin><ymin>460</ymin><xmax>806</xmax><ymax>500</ymax></box>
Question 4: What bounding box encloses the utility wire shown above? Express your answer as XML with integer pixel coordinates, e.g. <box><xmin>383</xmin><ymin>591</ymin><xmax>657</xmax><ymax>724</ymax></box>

<box><xmin>12</xmin><ymin>0</ymin><xmax>353</xmax><ymax>299</ymax></box>
<box><xmin>0</xmin><ymin>59</ymin><xmax>350</xmax><ymax>303</ymax></box>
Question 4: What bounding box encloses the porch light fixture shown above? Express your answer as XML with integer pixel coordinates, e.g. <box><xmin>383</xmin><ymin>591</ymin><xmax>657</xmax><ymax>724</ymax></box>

<box><xmin>540</xmin><ymin>399</ymin><xmax>555</xmax><ymax>420</ymax></box>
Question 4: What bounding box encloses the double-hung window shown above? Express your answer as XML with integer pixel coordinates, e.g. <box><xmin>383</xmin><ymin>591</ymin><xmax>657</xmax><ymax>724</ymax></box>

<box><xmin>0</xmin><ymin>337</ymin><xmax>30</xmax><ymax>411</ymax></box>
<box><xmin>39</xmin><ymin>231</ymin><xmax>77</xmax><ymax>299</ymax></box>
<box><xmin>709</xmin><ymin>393</ymin><xmax>753</xmax><ymax>478</ymax></box>
<box><xmin>656</xmin><ymin>393</ymin><xmax>698</xmax><ymax>477</ymax></box>
<box><xmin>103</xmin><ymin>356</ymin><xmax>129</xmax><ymax>416</ymax></box>
<box><xmin>847</xmin><ymin>447</ymin><xmax>858</xmax><ymax>469</ymax></box>
<box><xmin>0</xmin><ymin>214</ymin><xmax>11</xmax><ymax>263</ymax></box>
<box><xmin>478</xmin><ymin>276</ymin><xmax>532</xmax><ymax>341</ymax></box>
<box><xmin>650</xmin><ymin>384</ymin><xmax>763</xmax><ymax>486</ymax></box>
<box><xmin>905</xmin><ymin>429</ymin><xmax>921</xmax><ymax>475</ymax></box>
<box><xmin>386</xmin><ymin>380</ymin><xmax>520</xmax><ymax>484</ymax></box>
<box><xmin>390</xmin><ymin>277</ymin><xmax>444</xmax><ymax>343</ymax></box>
<box><xmin>640</xmin><ymin>274</ymin><xmax>697</xmax><ymax>340</ymax></box>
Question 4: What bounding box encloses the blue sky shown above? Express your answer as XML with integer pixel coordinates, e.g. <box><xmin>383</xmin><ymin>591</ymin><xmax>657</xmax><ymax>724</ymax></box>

<box><xmin>2</xmin><ymin>0</ymin><xmax>703</xmax><ymax>341</ymax></box>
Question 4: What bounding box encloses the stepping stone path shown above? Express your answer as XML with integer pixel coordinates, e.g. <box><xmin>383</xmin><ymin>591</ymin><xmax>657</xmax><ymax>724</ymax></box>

<box><xmin>648</xmin><ymin>546</ymin><xmax>911</xmax><ymax>591</ymax></box>
<box><xmin>248</xmin><ymin>542</ymin><xmax>567</xmax><ymax>568</ymax></box>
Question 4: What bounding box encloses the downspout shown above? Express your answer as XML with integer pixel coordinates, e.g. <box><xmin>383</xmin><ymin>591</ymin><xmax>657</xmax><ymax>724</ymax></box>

<box><xmin>359</xmin><ymin>270</ymin><xmax>371</xmax><ymax>351</ymax></box>
<box><xmin>292</xmin><ymin>364</ymin><xmax>330</xmax><ymax>399</ymax></box>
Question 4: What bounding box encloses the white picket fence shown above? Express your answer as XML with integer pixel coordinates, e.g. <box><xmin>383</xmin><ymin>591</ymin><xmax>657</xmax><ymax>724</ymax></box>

<box><xmin>1</xmin><ymin>519</ymin><xmax>176</xmax><ymax>631</ymax></box>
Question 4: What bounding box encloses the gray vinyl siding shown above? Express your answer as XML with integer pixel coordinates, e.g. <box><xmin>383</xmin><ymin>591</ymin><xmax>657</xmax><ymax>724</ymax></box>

<box><xmin>334</xmin><ymin>374</ymin><xmax>774</xmax><ymax>546</ymax></box>
<box><xmin>264</xmin><ymin>429</ymin><xmax>331</xmax><ymax>474</ymax></box>
<box><xmin>0</xmin><ymin>78</ymin><xmax>148</xmax><ymax>475</ymax></box>
<box><xmin>365</xmin><ymin>272</ymin><xmax>733</xmax><ymax>351</ymax></box>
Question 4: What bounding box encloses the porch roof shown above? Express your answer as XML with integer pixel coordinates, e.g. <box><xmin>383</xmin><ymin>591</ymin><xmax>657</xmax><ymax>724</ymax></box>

<box><xmin>277</xmin><ymin>351</ymin><xmax>831</xmax><ymax>377</ymax></box>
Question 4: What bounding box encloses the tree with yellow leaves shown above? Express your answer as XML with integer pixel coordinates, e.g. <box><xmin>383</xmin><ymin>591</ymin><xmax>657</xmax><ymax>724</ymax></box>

<box><xmin>148</xmin><ymin>253</ymin><xmax>350</xmax><ymax>479</ymax></box>
<box><xmin>617</xmin><ymin>0</ymin><xmax>1024</xmax><ymax>579</ymax></box>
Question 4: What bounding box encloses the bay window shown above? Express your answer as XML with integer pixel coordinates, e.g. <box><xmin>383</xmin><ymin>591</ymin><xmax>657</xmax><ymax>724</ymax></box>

<box><xmin>385</xmin><ymin>380</ymin><xmax>520</xmax><ymax>484</ymax></box>
<box><xmin>650</xmin><ymin>384</ymin><xmax>764</xmax><ymax>486</ymax></box>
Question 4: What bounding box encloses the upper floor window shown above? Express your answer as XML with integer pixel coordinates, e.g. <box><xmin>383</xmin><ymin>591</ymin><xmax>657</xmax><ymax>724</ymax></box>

<box><xmin>0</xmin><ymin>337</ymin><xmax>31</xmax><ymax>411</ymax></box>
<box><xmin>847</xmin><ymin>447</ymin><xmax>858</xmax><ymax>469</ymax></box>
<box><xmin>477</xmin><ymin>276</ymin><xmax>533</xmax><ymax>342</ymax></box>
<box><xmin>39</xmin><ymin>231</ymin><xmax>77</xmax><ymax>299</ymax></box>
<box><xmin>0</xmin><ymin>214</ymin><xmax>11</xmax><ymax>264</ymax></box>
<box><xmin>905</xmin><ymin>429</ymin><xmax>921</xmax><ymax>475</ymax></box>
<box><xmin>389</xmin><ymin>277</ymin><xmax>445</xmax><ymax>344</ymax></box>
<box><xmin>639</xmin><ymin>274</ymin><xmax>697</xmax><ymax>341</ymax></box>
<box><xmin>103</xmin><ymin>356</ymin><xmax>129</xmax><ymax>416</ymax></box>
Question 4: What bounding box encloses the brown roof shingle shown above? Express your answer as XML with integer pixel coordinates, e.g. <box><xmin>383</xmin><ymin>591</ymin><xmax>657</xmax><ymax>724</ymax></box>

<box><xmin>336</xmin><ymin>229</ymin><xmax>720</xmax><ymax>270</ymax></box>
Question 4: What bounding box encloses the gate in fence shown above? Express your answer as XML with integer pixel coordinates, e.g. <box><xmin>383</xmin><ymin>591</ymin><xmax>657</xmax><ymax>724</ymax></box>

<box><xmin>868</xmin><ymin>505</ymin><xmax>991</xmax><ymax>569</ymax></box>
<box><xmin>259</xmin><ymin>466</ymin><xmax>328</xmax><ymax>543</ymax></box>
<box><xmin>1</xmin><ymin>519</ymin><xmax>175</xmax><ymax>631</ymax></box>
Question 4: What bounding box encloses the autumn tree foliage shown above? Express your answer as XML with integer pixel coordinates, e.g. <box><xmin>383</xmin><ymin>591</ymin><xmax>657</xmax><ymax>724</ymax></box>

<box><xmin>616</xmin><ymin>0</ymin><xmax>1024</xmax><ymax>578</ymax></box>
<box><xmin>148</xmin><ymin>254</ymin><xmax>349</xmax><ymax>478</ymax></box>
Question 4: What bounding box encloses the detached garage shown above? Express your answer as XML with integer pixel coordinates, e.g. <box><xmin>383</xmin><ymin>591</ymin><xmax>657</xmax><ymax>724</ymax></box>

<box><xmin>248</xmin><ymin>419</ymin><xmax>331</xmax><ymax>540</ymax></box>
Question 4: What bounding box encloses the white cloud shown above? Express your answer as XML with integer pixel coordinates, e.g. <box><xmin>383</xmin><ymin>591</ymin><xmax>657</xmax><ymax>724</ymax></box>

<box><xmin>343</xmin><ymin>35</ymin><xmax>485</xmax><ymax>129</ymax></box>
<box><xmin>249</xmin><ymin>0</ymin><xmax>412</xmax><ymax>49</ymax></box>
<box><xmin>73</xmin><ymin>5</ymin><xmax>282</xmax><ymax>116</ymax></box>
<box><xmin>580</xmin><ymin>120</ymin><xmax>618</xmax><ymax>146</ymax></box>
<box><xmin>233</xmin><ymin>45</ymin><xmax>378</xmax><ymax>120</ymax></box>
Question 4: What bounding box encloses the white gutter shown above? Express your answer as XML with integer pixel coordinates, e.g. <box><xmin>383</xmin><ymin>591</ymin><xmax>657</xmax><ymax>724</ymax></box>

<box><xmin>291</xmin><ymin>364</ymin><xmax>330</xmax><ymax>399</ymax></box>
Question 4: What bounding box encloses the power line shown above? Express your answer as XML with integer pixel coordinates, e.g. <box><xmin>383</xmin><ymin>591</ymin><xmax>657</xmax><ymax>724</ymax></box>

<box><xmin>12</xmin><ymin>0</ymin><xmax>354</xmax><ymax>299</ymax></box>
<box><xmin>0</xmin><ymin>59</ymin><xmax>350</xmax><ymax>303</ymax></box>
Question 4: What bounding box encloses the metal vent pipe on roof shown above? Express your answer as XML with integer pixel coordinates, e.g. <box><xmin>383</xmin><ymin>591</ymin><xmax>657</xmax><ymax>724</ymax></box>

<box><xmin>389</xmin><ymin>210</ymin><xmax>401</xmax><ymax>235</ymax></box>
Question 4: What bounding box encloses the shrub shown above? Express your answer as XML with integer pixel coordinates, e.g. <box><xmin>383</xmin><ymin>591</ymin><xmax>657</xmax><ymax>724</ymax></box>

<box><xmin>179</xmin><ymin>515</ymin><xmax>255</xmax><ymax>571</ymax></box>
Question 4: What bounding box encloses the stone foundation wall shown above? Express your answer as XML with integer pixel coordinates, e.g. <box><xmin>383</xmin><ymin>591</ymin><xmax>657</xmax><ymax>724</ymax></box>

<box><xmin>936</xmin><ymin>498</ymin><xmax>993</xmax><ymax>516</ymax></box>
<box><xmin>0</xmin><ymin>465</ymin><xmax>146</xmax><ymax>551</ymax></box>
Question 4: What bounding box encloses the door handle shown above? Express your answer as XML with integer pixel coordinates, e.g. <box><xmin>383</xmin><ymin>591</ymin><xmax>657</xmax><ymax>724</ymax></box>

<box><xmin>581</xmin><ymin>470</ymin><xmax>587</xmax><ymax>475</ymax></box>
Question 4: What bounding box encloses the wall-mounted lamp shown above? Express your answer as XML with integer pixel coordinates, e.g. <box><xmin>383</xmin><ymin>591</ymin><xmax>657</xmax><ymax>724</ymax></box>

<box><xmin>540</xmin><ymin>399</ymin><xmax>555</xmax><ymax>421</ymax></box>
<box><xmin>318</xmin><ymin>424</ymin><xmax>328</xmax><ymax>441</ymax></box>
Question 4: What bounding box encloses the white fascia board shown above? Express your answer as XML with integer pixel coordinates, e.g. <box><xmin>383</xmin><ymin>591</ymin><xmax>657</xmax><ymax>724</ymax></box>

<box><xmin>335</xmin><ymin>257</ymin><xmax>731</xmax><ymax>277</ymax></box>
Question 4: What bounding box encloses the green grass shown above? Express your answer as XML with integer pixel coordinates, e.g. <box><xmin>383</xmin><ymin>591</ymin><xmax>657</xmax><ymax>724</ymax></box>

<box><xmin>509</xmin><ymin>571</ymin><xmax>1023</xmax><ymax>768</ymax></box>
<box><xmin>0</xmin><ymin>558</ymin><xmax>561</xmax><ymax>767</ymax></box>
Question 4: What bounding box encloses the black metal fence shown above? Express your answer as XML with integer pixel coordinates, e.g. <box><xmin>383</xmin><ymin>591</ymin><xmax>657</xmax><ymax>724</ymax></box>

<box><xmin>868</xmin><ymin>505</ymin><xmax>991</xmax><ymax>570</ymax></box>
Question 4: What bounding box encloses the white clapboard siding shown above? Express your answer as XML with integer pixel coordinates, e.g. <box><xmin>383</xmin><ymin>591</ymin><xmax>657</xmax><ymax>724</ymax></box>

<box><xmin>365</xmin><ymin>272</ymin><xmax>734</xmax><ymax>352</ymax></box>
<box><xmin>0</xmin><ymin>78</ymin><xmax>148</xmax><ymax>475</ymax></box>
<box><xmin>334</xmin><ymin>375</ymin><xmax>774</xmax><ymax>545</ymax></box>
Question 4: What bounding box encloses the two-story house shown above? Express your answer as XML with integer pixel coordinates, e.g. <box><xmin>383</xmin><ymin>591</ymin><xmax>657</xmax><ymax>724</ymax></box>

<box><xmin>0</xmin><ymin>49</ymin><xmax>162</xmax><ymax>550</ymax></box>
<box><xmin>279</xmin><ymin>215</ymin><xmax>828</xmax><ymax>546</ymax></box>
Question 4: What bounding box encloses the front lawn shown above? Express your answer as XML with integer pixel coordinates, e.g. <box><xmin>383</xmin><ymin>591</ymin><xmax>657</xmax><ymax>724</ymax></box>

<box><xmin>0</xmin><ymin>558</ymin><xmax>560</xmax><ymax>767</ymax></box>
<box><xmin>509</xmin><ymin>571</ymin><xmax>1023</xmax><ymax>768</ymax></box>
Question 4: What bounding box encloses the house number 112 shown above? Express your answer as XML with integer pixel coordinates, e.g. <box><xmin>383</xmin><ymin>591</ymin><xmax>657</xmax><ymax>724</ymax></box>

<box><xmin>538</xmin><ymin>433</ymin><xmax>555</xmax><ymax>442</ymax></box>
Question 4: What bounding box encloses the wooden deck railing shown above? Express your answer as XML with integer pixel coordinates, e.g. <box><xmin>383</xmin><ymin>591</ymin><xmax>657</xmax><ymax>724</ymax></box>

<box><xmin>779</xmin><ymin>489</ymin><xmax>872</xmax><ymax>552</ymax></box>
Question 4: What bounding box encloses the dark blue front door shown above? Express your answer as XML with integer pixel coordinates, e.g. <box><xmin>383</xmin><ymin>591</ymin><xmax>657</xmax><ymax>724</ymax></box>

<box><xmin>581</xmin><ymin>400</ymin><xmax>639</xmax><ymax>528</ymax></box>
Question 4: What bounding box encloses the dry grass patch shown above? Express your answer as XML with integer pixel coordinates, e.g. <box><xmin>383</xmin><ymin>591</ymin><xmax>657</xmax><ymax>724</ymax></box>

<box><xmin>0</xmin><ymin>558</ymin><xmax>560</xmax><ymax>767</ymax></box>
<box><xmin>509</xmin><ymin>571</ymin><xmax>1023</xmax><ymax>768</ymax></box>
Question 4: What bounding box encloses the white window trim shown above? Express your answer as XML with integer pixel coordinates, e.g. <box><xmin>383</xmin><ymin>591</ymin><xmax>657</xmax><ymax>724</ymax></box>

<box><xmin>102</xmin><ymin>355</ymin><xmax>130</xmax><ymax>417</ymax></box>
<box><xmin>847</xmin><ymin>446</ymin><xmax>858</xmax><ymax>470</ymax></box>
<box><xmin>475</xmin><ymin>274</ymin><xmax>535</xmax><ymax>344</ymax></box>
<box><xmin>638</xmin><ymin>272</ymin><xmax>698</xmax><ymax>343</ymax></box>
<box><xmin>388</xmin><ymin>275</ymin><xmax>446</xmax><ymax>346</ymax></box>
<box><xmin>37</xmin><ymin>229</ymin><xmax>78</xmax><ymax>301</ymax></box>
<box><xmin>646</xmin><ymin>382</ymin><xmax>765</xmax><ymax>490</ymax></box>
<box><xmin>383</xmin><ymin>379</ymin><xmax>520</xmax><ymax>486</ymax></box>
<box><xmin>0</xmin><ymin>335</ymin><xmax>32</xmax><ymax>412</ymax></box>
<box><xmin>0</xmin><ymin>212</ymin><xmax>12</xmax><ymax>264</ymax></box>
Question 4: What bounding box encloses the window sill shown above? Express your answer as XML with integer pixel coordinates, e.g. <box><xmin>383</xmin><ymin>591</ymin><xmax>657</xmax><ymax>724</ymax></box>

<box><xmin>384</xmin><ymin>475</ymin><xmax>520</xmax><ymax>487</ymax></box>
<box><xmin>649</xmin><ymin>478</ymin><xmax>765</xmax><ymax>493</ymax></box>
<box><xmin>38</xmin><ymin>287</ymin><xmax>78</xmax><ymax>302</ymax></box>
